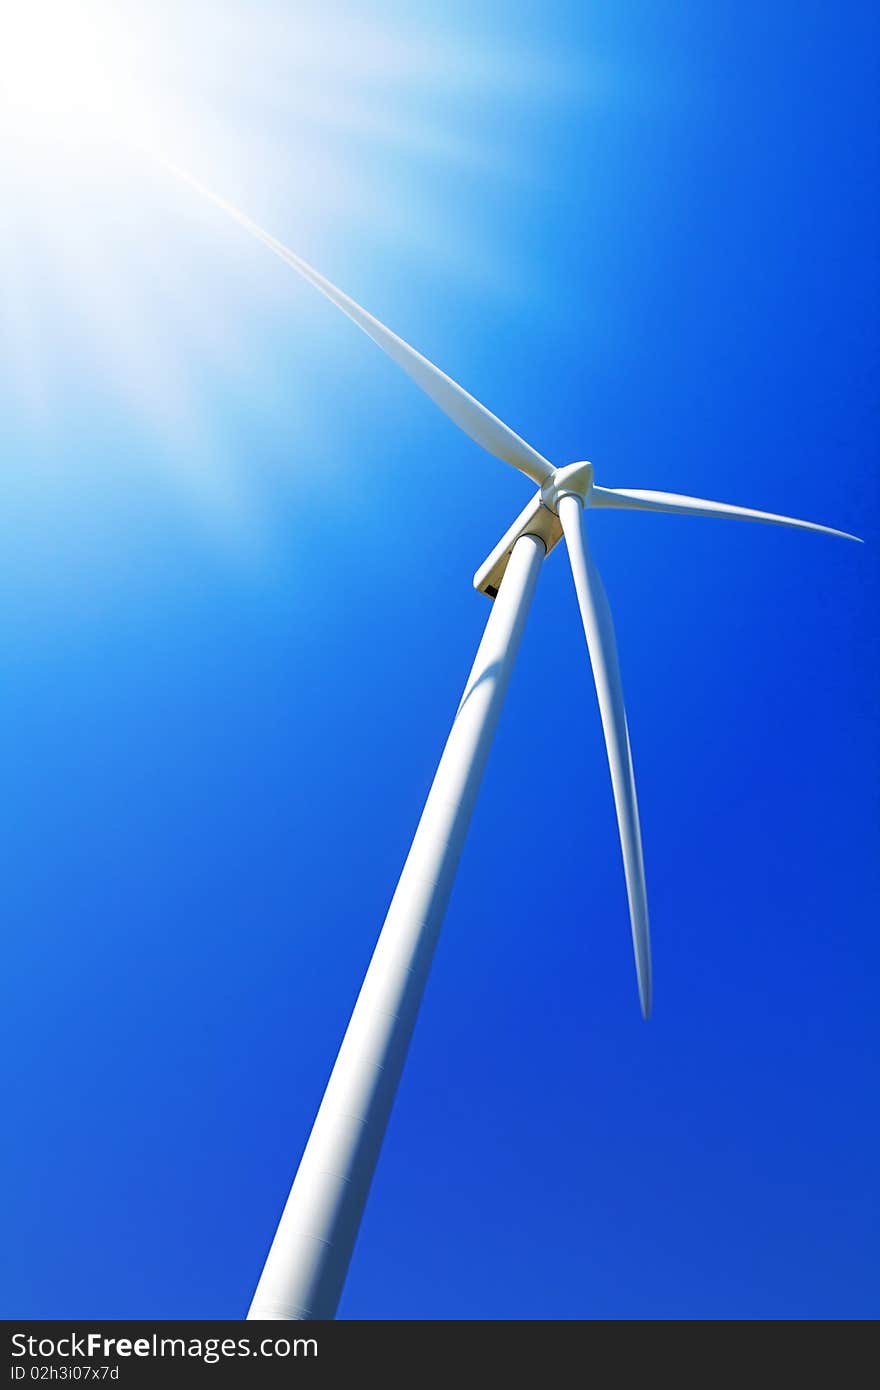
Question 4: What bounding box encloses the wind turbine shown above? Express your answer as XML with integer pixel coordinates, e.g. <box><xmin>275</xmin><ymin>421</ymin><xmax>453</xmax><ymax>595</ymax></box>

<box><xmin>165</xmin><ymin>169</ymin><xmax>860</xmax><ymax>1321</ymax></box>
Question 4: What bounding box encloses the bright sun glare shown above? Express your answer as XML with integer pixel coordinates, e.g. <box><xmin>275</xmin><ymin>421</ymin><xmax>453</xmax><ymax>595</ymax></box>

<box><xmin>0</xmin><ymin>0</ymin><xmax>137</xmax><ymax>128</ymax></box>
<box><xmin>0</xmin><ymin>0</ymin><xmax>575</xmax><ymax>533</ymax></box>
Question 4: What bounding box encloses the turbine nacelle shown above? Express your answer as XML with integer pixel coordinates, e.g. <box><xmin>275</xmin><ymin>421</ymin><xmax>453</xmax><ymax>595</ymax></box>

<box><xmin>473</xmin><ymin>462</ymin><xmax>597</xmax><ymax>599</ymax></box>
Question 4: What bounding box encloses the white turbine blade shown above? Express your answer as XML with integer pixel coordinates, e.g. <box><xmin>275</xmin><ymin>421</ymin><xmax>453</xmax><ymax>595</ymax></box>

<box><xmin>592</xmin><ymin>485</ymin><xmax>862</xmax><ymax>542</ymax></box>
<box><xmin>557</xmin><ymin>495</ymin><xmax>652</xmax><ymax>1019</ymax></box>
<box><xmin>162</xmin><ymin>159</ymin><xmax>554</xmax><ymax>485</ymax></box>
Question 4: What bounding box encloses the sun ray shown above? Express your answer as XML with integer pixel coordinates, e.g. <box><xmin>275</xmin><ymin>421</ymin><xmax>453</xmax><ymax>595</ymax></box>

<box><xmin>0</xmin><ymin>1</ymin><xmax>581</xmax><ymax>540</ymax></box>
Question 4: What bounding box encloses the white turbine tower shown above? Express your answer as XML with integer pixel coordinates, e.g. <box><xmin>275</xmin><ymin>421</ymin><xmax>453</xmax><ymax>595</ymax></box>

<box><xmin>165</xmin><ymin>169</ymin><xmax>860</xmax><ymax>1321</ymax></box>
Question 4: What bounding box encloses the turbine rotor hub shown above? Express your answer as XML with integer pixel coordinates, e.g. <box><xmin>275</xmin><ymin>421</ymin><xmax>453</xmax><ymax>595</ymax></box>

<box><xmin>541</xmin><ymin>461</ymin><xmax>594</xmax><ymax>513</ymax></box>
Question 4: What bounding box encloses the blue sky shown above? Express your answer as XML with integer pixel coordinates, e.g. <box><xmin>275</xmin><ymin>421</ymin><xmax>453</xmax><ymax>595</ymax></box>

<box><xmin>2</xmin><ymin>0</ymin><xmax>877</xmax><ymax>1319</ymax></box>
